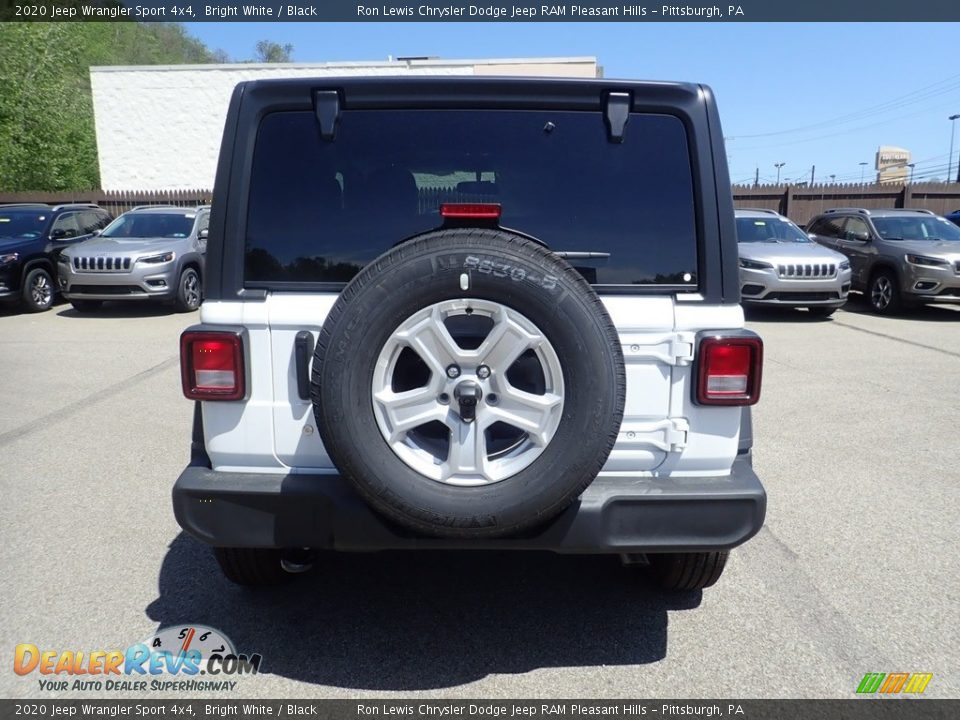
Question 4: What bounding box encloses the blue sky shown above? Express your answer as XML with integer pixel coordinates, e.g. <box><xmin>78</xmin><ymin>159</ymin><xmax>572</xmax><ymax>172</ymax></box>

<box><xmin>188</xmin><ymin>23</ymin><xmax>960</xmax><ymax>186</ymax></box>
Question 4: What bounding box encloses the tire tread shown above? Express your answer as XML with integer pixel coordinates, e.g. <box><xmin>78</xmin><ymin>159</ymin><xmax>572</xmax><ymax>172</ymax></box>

<box><xmin>648</xmin><ymin>551</ymin><xmax>729</xmax><ymax>591</ymax></box>
<box><xmin>213</xmin><ymin>547</ymin><xmax>290</xmax><ymax>586</ymax></box>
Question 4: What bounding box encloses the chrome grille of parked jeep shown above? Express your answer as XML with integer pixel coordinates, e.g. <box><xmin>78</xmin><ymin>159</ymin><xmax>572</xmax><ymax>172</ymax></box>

<box><xmin>73</xmin><ymin>256</ymin><xmax>132</xmax><ymax>272</ymax></box>
<box><xmin>777</xmin><ymin>263</ymin><xmax>836</xmax><ymax>279</ymax></box>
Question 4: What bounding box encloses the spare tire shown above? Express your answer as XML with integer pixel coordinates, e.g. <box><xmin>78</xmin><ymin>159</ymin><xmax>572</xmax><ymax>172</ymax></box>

<box><xmin>312</xmin><ymin>228</ymin><xmax>625</xmax><ymax>538</ymax></box>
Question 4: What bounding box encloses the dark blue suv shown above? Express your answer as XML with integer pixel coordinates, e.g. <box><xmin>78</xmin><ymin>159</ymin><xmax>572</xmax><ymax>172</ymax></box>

<box><xmin>0</xmin><ymin>203</ymin><xmax>112</xmax><ymax>312</ymax></box>
<box><xmin>946</xmin><ymin>209</ymin><xmax>960</xmax><ymax>227</ymax></box>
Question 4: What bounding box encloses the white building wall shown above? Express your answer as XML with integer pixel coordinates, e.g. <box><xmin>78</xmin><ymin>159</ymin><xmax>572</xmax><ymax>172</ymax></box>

<box><xmin>90</xmin><ymin>57</ymin><xmax>599</xmax><ymax>191</ymax></box>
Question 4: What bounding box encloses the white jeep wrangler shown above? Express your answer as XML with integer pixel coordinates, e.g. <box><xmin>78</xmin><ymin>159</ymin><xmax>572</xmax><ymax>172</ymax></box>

<box><xmin>174</xmin><ymin>77</ymin><xmax>765</xmax><ymax>591</ymax></box>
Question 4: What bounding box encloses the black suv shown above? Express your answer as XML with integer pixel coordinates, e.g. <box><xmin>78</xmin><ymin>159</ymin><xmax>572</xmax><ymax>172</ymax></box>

<box><xmin>0</xmin><ymin>203</ymin><xmax>113</xmax><ymax>312</ymax></box>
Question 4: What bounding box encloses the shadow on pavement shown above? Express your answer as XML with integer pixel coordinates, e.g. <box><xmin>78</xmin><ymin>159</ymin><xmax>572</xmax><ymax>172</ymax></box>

<box><xmin>147</xmin><ymin>533</ymin><xmax>701</xmax><ymax>691</ymax></box>
<box><xmin>743</xmin><ymin>306</ymin><xmax>836</xmax><ymax>324</ymax></box>
<box><xmin>56</xmin><ymin>302</ymin><xmax>192</xmax><ymax>319</ymax></box>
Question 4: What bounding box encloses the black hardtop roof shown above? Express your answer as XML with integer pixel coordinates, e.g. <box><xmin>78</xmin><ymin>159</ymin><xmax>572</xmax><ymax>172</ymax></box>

<box><xmin>236</xmin><ymin>75</ymin><xmax>705</xmax><ymax>111</ymax></box>
<box><xmin>241</xmin><ymin>75</ymin><xmax>700</xmax><ymax>92</ymax></box>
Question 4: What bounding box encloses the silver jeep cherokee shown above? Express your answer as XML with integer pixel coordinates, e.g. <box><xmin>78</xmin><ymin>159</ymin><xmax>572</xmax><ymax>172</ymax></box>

<box><xmin>59</xmin><ymin>205</ymin><xmax>209</xmax><ymax>313</ymax></box>
<box><xmin>735</xmin><ymin>208</ymin><xmax>851</xmax><ymax>317</ymax></box>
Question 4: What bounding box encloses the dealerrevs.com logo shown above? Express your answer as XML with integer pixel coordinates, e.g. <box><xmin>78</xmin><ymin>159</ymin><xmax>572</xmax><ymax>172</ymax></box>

<box><xmin>14</xmin><ymin>625</ymin><xmax>262</xmax><ymax>692</ymax></box>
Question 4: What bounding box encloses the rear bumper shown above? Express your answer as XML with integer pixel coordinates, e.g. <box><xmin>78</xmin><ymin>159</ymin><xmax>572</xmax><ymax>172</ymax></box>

<box><xmin>172</xmin><ymin>456</ymin><xmax>766</xmax><ymax>553</ymax></box>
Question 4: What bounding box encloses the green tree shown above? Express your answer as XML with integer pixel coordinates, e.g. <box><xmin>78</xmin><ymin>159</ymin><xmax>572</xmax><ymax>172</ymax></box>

<box><xmin>0</xmin><ymin>22</ymin><xmax>227</xmax><ymax>192</ymax></box>
<box><xmin>0</xmin><ymin>24</ymin><xmax>99</xmax><ymax>190</ymax></box>
<box><xmin>253</xmin><ymin>40</ymin><xmax>294</xmax><ymax>63</ymax></box>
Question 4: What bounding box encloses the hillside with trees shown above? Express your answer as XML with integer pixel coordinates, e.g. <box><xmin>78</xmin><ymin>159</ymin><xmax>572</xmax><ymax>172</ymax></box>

<box><xmin>0</xmin><ymin>23</ymin><xmax>229</xmax><ymax>192</ymax></box>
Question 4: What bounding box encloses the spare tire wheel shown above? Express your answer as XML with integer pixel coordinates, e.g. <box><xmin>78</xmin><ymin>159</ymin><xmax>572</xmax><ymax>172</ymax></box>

<box><xmin>312</xmin><ymin>228</ymin><xmax>625</xmax><ymax>538</ymax></box>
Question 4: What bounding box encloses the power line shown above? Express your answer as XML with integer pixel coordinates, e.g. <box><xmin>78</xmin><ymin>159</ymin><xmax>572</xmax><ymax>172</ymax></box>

<box><xmin>729</xmin><ymin>97</ymin><xmax>960</xmax><ymax>153</ymax></box>
<box><xmin>728</xmin><ymin>73</ymin><xmax>960</xmax><ymax>140</ymax></box>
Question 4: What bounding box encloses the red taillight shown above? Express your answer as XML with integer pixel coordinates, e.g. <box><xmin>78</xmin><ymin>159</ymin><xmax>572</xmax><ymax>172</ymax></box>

<box><xmin>180</xmin><ymin>331</ymin><xmax>245</xmax><ymax>401</ymax></box>
<box><xmin>696</xmin><ymin>335</ymin><xmax>763</xmax><ymax>406</ymax></box>
<box><xmin>440</xmin><ymin>203</ymin><xmax>502</xmax><ymax>219</ymax></box>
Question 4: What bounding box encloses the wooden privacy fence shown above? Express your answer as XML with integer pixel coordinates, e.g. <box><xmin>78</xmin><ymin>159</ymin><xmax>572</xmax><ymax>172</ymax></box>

<box><xmin>732</xmin><ymin>183</ymin><xmax>960</xmax><ymax>226</ymax></box>
<box><xmin>0</xmin><ymin>189</ymin><xmax>212</xmax><ymax>217</ymax></box>
<box><xmin>2</xmin><ymin>184</ymin><xmax>959</xmax><ymax>228</ymax></box>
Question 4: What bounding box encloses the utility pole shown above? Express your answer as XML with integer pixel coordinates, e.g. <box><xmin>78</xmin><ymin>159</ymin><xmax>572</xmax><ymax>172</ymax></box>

<box><xmin>775</xmin><ymin>162</ymin><xmax>785</xmax><ymax>185</ymax></box>
<box><xmin>830</xmin><ymin>174</ymin><xmax>836</xmax><ymax>184</ymax></box>
<box><xmin>859</xmin><ymin>162</ymin><xmax>869</xmax><ymax>184</ymax></box>
<box><xmin>810</xmin><ymin>165</ymin><xmax>816</xmax><ymax>185</ymax></box>
<box><xmin>908</xmin><ymin>163</ymin><xmax>915</xmax><ymax>184</ymax></box>
<box><xmin>949</xmin><ymin>115</ymin><xmax>959</xmax><ymax>182</ymax></box>
<box><xmin>754</xmin><ymin>167</ymin><xmax>759</xmax><ymax>187</ymax></box>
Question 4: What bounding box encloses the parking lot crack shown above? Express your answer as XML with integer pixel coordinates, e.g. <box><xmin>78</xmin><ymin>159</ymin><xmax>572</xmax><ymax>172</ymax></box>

<box><xmin>0</xmin><ymin>355</ymin><xmax>179</xmax><ymax>448</ymax></box>
<box><xmin>749</xmin><ymin>525</ymin><xmax>898</xmax><ymax>680</ymax></box>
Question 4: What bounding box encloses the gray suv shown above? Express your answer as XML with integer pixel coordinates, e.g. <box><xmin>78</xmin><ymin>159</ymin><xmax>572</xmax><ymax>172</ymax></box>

<box><xmin>59</xmin><ymin>205</ymin><xmax>209</xmax><ymax>313</ymax></box>
<box><xmin>806</xmin><ymin>208</ymin><xmax>960</xmax><ymax>314</ymax></box>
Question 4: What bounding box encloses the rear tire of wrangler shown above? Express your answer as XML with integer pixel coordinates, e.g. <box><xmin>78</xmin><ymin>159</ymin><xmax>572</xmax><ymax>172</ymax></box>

<box><xmin>312</xmin><ymin>228</ymin><xmax>626</xmax><ymax>539</ymax></box>
<box><xmin>646</xmin><ymin>551</ymin><xmax>729</xmax><ymax>591</ymax></box>
<box><xmin>213</xmin><ymin>547</ymin><xmax>291</xmax><ymax>586</ymax></box>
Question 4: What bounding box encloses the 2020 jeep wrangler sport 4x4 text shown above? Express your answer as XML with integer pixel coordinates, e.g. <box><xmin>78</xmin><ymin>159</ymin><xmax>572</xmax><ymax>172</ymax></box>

<box><xmin>173</xmin><ymin>77</ymin><xmax>766</xmax><ymax>591</ymax></box>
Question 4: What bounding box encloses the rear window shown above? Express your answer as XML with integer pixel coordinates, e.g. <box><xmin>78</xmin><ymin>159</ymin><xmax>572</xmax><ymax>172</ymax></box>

<box><xmin>245</xmin><ymin>109</ymin><xmax>699</xmax><ymax>287</ymax></box>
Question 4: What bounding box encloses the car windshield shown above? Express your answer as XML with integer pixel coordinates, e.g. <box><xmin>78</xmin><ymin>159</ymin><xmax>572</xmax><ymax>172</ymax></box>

<box><xmin>0</xmin><ymin>209</ymin><xmax>49</xmax><ymax>239</ymax></box>
<box><xmin>735</xmin><ymin>216</ymin><xmax>810</xmax><ymax>243</ymax></box>
<box><xmin>872</xmin><ymin>215</ymin><xmax>960</xmax><ymax>241</ymax></box>
<box><xmin>101</xmin><ymin>213</ymin><xmax>194</xmax><ymax>239</ymax></box>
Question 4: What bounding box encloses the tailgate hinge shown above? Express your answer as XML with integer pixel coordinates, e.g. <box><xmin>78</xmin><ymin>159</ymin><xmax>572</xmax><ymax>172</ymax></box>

<box><xmin>618</xmin><ymin>418</ymin><xmax>689</xmax><ymax>453</ymax></box>
<box><xmin>621</xmin><ymin>331</ymin><xmax>695</xmax><ymax>366</ymax></box>
<box><xmin>664</xmin><ymin>418</ymin><xmax>689</xmax><ymax>451</ymax></box>
<box><xmin>669</xmin><ymin>332</ymin><xmax>695</xmax><ymax>366</ymax></box>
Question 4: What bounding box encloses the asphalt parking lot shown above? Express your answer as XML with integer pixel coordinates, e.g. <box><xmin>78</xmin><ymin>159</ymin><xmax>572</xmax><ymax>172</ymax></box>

<box><xmin>1</xmin><ymin>297</ymin><xmax>957</xmax><ymax>699</ymax></box>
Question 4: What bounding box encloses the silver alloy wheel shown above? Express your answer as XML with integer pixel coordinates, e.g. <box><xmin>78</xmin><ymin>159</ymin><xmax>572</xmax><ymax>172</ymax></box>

<box><xmin>871</xmin><ymin>275</ymin><xmax>892</xmax><ymax>309</ymax></box>
<box><xmin>183</xmin><ymin>270</ymin><xmax>201</xmax><ymax>309</ymax></box>
<box><xmin>372</xmin><ymin>299</ymin><xmax>564</xmax><ymax>486</ymax></box>
<box><xmin>31</xmin><ymin>272</ymin><xmax>52</xmax><ymax>307</ymax></box>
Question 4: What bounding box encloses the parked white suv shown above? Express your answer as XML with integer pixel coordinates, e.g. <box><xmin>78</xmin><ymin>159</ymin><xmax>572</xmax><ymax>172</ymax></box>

<box><xmin>173</xmin><ymin>77</ymin><xmax>766</xmax><ymax>591</ymax></box>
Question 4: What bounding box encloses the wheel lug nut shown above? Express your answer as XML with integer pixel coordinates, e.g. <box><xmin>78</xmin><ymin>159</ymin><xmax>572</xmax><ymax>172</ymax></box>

<box><xmin>477</xmin><ymin>365</ymin><xmax>491</xmax><ymax>379</ymax></box>
<box><xmin>446</xmin><ymin>364</ymin><xmax>461</xmax><ymax>379</ymax></box>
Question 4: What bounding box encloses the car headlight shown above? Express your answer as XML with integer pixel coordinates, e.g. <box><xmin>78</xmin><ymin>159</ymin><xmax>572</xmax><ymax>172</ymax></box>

<box><xmin>0</xmin><ymin>252</ymin><xmax>19</xmax><ymax>266</ymax></box>
<box><xmin>739</xmin><ymin>258</ymin><xmax>772</xmax><ymax>270</ymax></box>
<box><xmin>905</xmin><ymin>254</ymin><xmax>950</xmax><ymax>268</ymax></box>
<box><xmin>136</xmin><ymin>251</ymin><xmax>175</xmax><ymax>264</ymax></box>
<box><xmin>839</xmin><ymin>260</ymin><xmax>851</xmax><ymax>270</ymax></box>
